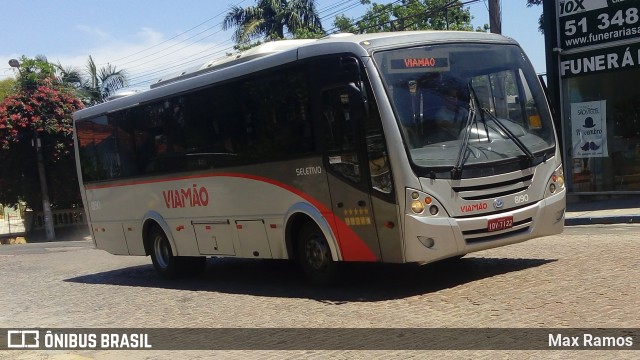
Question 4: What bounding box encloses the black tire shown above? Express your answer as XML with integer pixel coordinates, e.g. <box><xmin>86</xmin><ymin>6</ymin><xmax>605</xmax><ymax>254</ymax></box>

<box><xmin>149</xmin><ymin>226</ymin><xmax>180</xmax><ymax>279</ymax></box>
<box><xmin>297</xmin><ymin>222</ymin><xmax>338</xmax><ymax>285</ymax></box>
<box><xmin>149</xmin><ymin>226</ymin><xmax>207</xmax><ymax>278</ymax></box>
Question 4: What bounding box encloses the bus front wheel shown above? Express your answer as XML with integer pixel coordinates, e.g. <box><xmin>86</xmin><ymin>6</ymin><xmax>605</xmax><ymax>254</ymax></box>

<box><xmin>298</xmin><ymin>222</ymin><xmax>338</xmax><ymax>285</ymax></box>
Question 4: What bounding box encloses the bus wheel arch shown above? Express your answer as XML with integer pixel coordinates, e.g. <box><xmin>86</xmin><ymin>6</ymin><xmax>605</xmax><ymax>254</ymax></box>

<box><xmin>145</xmin><ymin>222</ymin><xmax>180</xmax><ymax>278</ymax></box>
<box><xmin>284</xmin><ymin>202</ymin><xmax>342</xmax><ymax>266</ymax></box>
<box><xmin>142</xmin><ymin>218</ymin><xmax>206</xmax><ymax>278</ymax></box>
<box><xmin>296</xmin><ymin>220</ymin><xmax>339</xmax><ymax>285</ymax></box>
<box><xmin>285</xmin><ymin>202</ymin><xmax>340</xmax><ymax>285</ymax></box>
<box><xmin>142</xmin><ymin>212</ymin><xmax>177</xmax><ymax>257</ymax></box>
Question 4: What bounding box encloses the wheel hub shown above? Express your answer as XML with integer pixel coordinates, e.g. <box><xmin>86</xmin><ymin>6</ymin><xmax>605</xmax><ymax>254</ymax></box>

<box><xmin>305</xmin><ymin>235</ymin><xmax>329</xmax><ymax>270</ymax></box>
<box><xmin>154</xmin><ymin>236</ymin><xmax>170</xmax><ymax>269</ymax></box>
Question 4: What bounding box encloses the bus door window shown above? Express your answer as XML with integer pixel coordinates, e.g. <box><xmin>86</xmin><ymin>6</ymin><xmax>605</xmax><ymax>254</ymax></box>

<box><xmin>363</xmin><ymin>93</ymin><xmax>393</xmax><ymax>196</ymax></box>
<box><xmin>322</xmin><ymin>87</ymin><xmax>361</xmax><ymax>184</ymax></box>
<box><xmin>321</xmin><ymin>78</ymin><xmax>393</xmax><ymax>196</ymax></box>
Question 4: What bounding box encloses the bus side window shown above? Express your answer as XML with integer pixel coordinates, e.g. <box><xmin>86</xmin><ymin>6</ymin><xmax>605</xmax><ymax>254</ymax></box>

<box><xmin>322</xmin><ymin>87</ymin><xmax>361</xmax><ymax>184</ymax></box>
<box><xmin>76</xmin><ymin>117</ymin><xmax>115</xmax><ymax>182</ymax></box>
<box><xmin>111</xmin><ymin>112</ymin><xmax>138</xmax><ymax>178</ymax></box>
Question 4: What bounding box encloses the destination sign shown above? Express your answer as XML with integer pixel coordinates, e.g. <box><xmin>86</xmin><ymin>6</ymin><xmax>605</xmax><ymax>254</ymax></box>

<box><xmin>390</xmin><ymin>57</ymin><xmax>449</xmax><ymax>70</ymax></box>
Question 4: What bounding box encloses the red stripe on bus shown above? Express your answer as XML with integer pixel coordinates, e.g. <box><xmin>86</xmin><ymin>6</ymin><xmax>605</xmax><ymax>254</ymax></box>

<box><xmin>84</xmin><ymin>173</ymin><xmax>378</xmax><ymax>262</ymax></box>
<box><xmin>329</xmin><ymin>217</ymin><xmax>379</xmax><ymax>262</ymax></box>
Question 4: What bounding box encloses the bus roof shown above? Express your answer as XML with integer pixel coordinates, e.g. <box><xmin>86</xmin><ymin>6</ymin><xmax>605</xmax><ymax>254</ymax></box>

<box><xmin>74</xmin><ymin>31</ymin><xmax>517</xmax><ymax>120</ymax></box>
<box><xmin>151</xmin><ymin>38</ymin><xmax>318</xmax><ymax>89</ymax></box>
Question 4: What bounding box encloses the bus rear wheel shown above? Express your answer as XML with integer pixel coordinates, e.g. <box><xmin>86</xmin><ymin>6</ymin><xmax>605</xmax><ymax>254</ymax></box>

<box><xmin>149</xmin><ymin>226</ymin><xmax>206</xmax><ymax>278</ymax></box>
<box><xmin>298</xmin><ymin>222</ymin><xmax>338</xmax><ymax>285</ymax></box>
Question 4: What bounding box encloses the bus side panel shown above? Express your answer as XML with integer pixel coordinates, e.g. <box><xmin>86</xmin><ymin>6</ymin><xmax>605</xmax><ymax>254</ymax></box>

<box><xmin>264</xmin><ymin>217</ymin><xmax>286</xmax><ymax>259</ymax></box>
<box><xmin>192</xmin><ymin>222</ymin><xmax>236</xmax><ymax>255</ymax></box>
<box><xmin>91</xmin><ymin>222</ymin><xmax>129</xmax><ymax>255</ymax></box>
<box><xmin>164</xmin><ymin>219</ymin><xmax>200</xmax><ymax>256</ymax></box>
<box><xmin>83</xmin><ymin>157</ymin><xmax>385</xmax><ymax>263</ymax></box>
<box><xmin>84</xmin><ymin>188</ymin><xmax>130</xmax><ymax>255</ymax></box>
<box><xmin>235</xmin><ymin>220</ymin><xmax>273</xmax><ymax>259</ymax></box>
<box><xmin>122</xmin><ymin>221</ymin><xmax>145</xmax><ymax>255</ymax></box>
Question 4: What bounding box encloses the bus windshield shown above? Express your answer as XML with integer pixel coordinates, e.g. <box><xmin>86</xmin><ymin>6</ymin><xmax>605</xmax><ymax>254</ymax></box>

<box><xmin>373</xmin><ymin>43</ymin><xmax>555</xmax><ymax>176</ymax></box>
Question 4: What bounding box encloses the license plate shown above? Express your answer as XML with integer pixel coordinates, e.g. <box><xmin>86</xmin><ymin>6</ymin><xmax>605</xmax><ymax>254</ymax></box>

<box><xmin>487</xmin><ymin>216</ymin><xmax>514</xmax><ymax>232</ymax></box>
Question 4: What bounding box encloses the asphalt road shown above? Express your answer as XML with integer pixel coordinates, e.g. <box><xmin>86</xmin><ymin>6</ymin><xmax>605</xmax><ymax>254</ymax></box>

<box><xmin>0</xmin><ymin>225</ymin><xmax>638</xmax><ymax>359</ymax></box>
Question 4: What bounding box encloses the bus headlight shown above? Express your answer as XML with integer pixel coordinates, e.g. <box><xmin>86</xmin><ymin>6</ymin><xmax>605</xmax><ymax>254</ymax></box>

<box><xmin>406</xmin><ymin>189</ymin><xmax>448</xmax><ymax>217</ymax></box>
<box><xmin>411</xmin><ymin>200</ymin><xmax>424</xmax><ymax>214</ymax></box>
<box><xmin>546</xmin><ymin>165</ymin><xmax>565</xmax><ymax>196</ymax></box>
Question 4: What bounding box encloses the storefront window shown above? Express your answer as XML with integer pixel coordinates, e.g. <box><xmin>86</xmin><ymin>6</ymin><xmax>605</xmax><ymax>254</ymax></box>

<box><xmin>555</xmin><ymin>0</ymin><xmax>640</xmax><ymax>193</ymax></box>
<box><xmin>563</xmin><ymin>69</ymin><xmax>640</xmax><ymax>192</ymax></box>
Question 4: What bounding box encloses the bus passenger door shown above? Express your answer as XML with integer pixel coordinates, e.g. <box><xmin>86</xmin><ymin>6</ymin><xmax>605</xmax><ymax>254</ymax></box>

<box><xmin>320</xmin><ymin>86</ymin><xmax>382</xmax><ymax>261</ymax></box>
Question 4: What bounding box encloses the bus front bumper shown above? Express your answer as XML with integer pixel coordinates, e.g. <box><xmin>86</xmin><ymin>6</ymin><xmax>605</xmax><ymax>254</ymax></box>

<box><xmin>403</xmin><ymin>191</ymin><xmax>566</xmax><ymax>263</ymax></box>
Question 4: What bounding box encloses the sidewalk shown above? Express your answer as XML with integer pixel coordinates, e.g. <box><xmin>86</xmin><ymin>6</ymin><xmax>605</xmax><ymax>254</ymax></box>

<box><xmin>0</xmin><ymin>223</ymin><xmax>90</xmax><ymax>243</ymax></box>
<box><xmin>0</xmin><ymin>217</ymin><xmax>25</xmax><ymax>235</ymax></box>
<box><xmin>565</xmin><ymin>196</ymin><xmax>640</xmax><ymax>226</ymax></box>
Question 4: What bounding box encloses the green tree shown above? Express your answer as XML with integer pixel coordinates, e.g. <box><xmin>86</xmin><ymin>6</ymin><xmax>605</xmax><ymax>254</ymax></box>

<box><xmin>291</xmin><ymin>26</ymin><xmax>325</xmax><ymax>39</ymax></box>
<box><xmin>0</xmin><ymin>58</ymin><xmax>84</xmax><ymax>210</ymax></box>
<box><xmin>333</xmin><ymin>0</ymin><xmax>482</xmax><ymax>33</ymax></box>
<box><xmin>222</xmin><ymin>0</ymin><xmax>323</xmax><ymax>48</ymax></box>
<box><xmin>52</xmin><ymin>56</ymin><xmax>129</xmax><ymax>105</ymax></box>
<box><xmin>81</xmin><ymin>55</ymin><xmax>128</xmax><ymax>105</ymax></box>
<box><xmin>0</xmin><ymin>79</ymin><xmax>16</xmax><ymax>103</ymax></box>
<box><xmin>526</xmin><ymin>0</ymin><xmax>544</xmax><ymax>33</ymax></box>
<box><xmin>55</xmin><ymin>63</ymin><xmax>84</xmax><ymax>89</ymax></box>
<box><xmin>11</xmin><ymin>56</ymin><xmax>57</xmax><ymax>90</ymax></box>
<box><xmin>8</xmin><ymin>55</ymin><xmax>128</xmax><ymax>106</ymax></box>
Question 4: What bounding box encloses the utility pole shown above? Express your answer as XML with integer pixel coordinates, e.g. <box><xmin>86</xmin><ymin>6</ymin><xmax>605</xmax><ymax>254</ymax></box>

<box><xmin>489</xmin><ymin>0</ymin><xmax>502</xmax><ymax>34</ymax></box>
<box><xmin>34</xmin><ymin>131</ymin><xmax>56</xmax><ymax>240</ymax></box>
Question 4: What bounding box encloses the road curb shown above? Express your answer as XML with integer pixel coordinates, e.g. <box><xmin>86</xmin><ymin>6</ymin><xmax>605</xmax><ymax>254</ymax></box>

<box><xmin>565</xmin><ymin>215</ymin><xmax>640</xmax><ymax>226</ymax></box>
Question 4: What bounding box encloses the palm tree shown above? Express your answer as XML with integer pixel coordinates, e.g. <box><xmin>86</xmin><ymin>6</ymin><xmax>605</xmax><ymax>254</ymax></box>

<box><xmin>84</xmin><ymin>55</ymin><xmax>128</xmax><ymax>104</ymax></box>
<box><xmin>526</xmin><ymin>0</ymin><xmax>544</xmax><ymax>33</ymax></box>
<box><xmin>8</xmin><ymin>55</ymin><xmax>127</xmax><ymax>106</ymax></box>
<box><xmin>222</xmin><ymin>0</ymin><xmax>323</xmax><ymax>45</ymax></box>
<box><xmin>55</xmin><ymin>56</ymin><xmax>129</xmax><ymax>105</ymax></box>
<box><xmin>56</xmin><ymin>63</ymin><xmax>83</xmax><ymax>87</ymax></box>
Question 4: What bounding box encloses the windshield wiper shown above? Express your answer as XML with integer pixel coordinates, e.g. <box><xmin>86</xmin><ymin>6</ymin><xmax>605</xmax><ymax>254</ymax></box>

<box><xmin>479</xmin><ymin>107</ymin><xmax>535</xmax><ymax>165</ymax></box>
<box><xmin>469</xmin><ymin>83</ymin><xmax>491</xmax><ymax>143</ymax></box>
<box><xmin>451</xmin><ymin>84</ymin><xmax>477</xmax><ymax>180</ymax></box>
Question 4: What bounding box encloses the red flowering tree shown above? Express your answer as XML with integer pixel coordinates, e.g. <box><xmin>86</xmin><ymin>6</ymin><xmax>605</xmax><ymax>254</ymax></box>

<box><xmin>0</xmin><ymin>77</ymin><xmax>84</xmax><ymax>210</ymax></box>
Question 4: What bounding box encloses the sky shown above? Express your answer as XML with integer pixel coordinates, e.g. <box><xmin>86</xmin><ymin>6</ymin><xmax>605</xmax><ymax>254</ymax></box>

<box><xmin>0</xmin><ymin>0</ymin><xmax>546</xmax><ymax>91</ymax></box>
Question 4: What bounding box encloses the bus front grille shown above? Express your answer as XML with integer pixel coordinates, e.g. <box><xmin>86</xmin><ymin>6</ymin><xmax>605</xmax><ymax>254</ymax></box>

<box><xmin>453</xmin><ymin>174</ymin><xmax>533</xmax><ymax>201</ymax></box>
